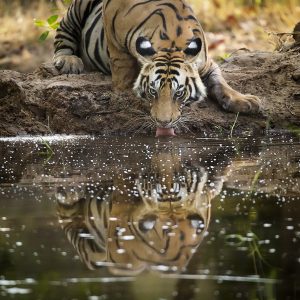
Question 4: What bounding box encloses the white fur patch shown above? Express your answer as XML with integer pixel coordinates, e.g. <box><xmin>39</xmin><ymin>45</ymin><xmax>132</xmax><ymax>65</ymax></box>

<box><xmin>140</xmin><ymin>40</ymin><xmax>152</xmax><ymax>49</ymax></box>
<box><xmin>188</xmin><ymin>41</ymin><xmax>198</xmax><ymax>49</ymax></box>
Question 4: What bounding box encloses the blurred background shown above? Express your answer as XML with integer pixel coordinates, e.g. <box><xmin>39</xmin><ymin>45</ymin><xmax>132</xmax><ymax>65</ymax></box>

<box><xmin>0</xmin><ymin>0</ymin><xmax>299</xmax><ymax>72</ymax></box>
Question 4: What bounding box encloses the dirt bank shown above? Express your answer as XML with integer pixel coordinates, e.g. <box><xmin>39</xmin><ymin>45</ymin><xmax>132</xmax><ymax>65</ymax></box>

<box><xmin>0</xmin><ymin>49</ymin><xmax>299</xmax><ymax>137</ymax></box>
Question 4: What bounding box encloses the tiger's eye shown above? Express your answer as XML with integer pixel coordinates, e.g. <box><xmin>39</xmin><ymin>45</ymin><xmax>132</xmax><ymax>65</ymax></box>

<box><xmin>174</xmin><ymin>89</ymin><xmax>186</xmax><ymax>100</ymax></box>
<box><xmin>175</xmin><ymin>90</ymin><xmax>184</xmax><ymax>97</ymax></box>
<box><xmin>187</xmin><ymin>213</ymin><xmax>205</xmax><ymax>230</ymax></box>
<box><xmin>148</xmin><ymin>88</ymin><xmax>157</xmax><ymax>98</ymax></box>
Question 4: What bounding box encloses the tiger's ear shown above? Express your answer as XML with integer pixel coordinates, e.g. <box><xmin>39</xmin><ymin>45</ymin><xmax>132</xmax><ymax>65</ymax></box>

<box><xmin>136</xmin><ymin>37</ymin><xmax>156</xmax><ymax>60</ymax></box>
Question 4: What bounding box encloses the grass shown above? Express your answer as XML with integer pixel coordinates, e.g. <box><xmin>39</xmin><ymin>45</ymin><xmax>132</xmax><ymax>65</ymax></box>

<box><xmin>250</xmin><ymin>166</ymin><xmax>264</xmax><ymax>193</ymax></box>
<box><xmin>286</xmin><ymin>124</ymin><xmax>300</xmax><ymax>136</ymax></box>
<box><xmin>39</xmin><ymin>138</ymin><xmax>54</xmax><ymax>163</ymax></box>
<box><xmin>230</xmin><ymin>112</ymin><xmax>240</xmax><ymax>138</ymax></box>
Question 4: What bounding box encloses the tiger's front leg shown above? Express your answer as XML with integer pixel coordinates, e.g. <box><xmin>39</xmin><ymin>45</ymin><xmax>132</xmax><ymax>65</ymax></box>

<box><xmin>107</xmin><ymin>43</ymin><xmax>139</xmax><ymax>91</ymax></box>
<box><xmin>53</xmin><ymin>0</ymin><xmax>91</xmax><ymax>74</ymax></box>
<box><xmin>54</xmin><ymin>54</ymin><xmax>84</xmax><ymax>74</ymax></box>
<box><xmin>202</xmin><ymin>60</ymin><xmax>262</xmax><ymax>113</ymax></box>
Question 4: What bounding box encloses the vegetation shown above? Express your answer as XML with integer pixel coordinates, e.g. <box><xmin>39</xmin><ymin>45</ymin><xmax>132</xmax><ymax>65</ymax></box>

<box><xmin>230</xmin><ymin>112</ymin><xmax>240</xmax><ymax>138</ymax></box>
<box><xmin>0</xmin><ymin>0</ymin><xmax>299</xmax><ymax>71</ymax></box>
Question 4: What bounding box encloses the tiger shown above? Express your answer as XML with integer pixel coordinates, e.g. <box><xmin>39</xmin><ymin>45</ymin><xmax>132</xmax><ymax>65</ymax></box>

<box><xmin>55</xmin><ymin>149</ymin><xmax>232</xmax><ymax>275</ymax></box>
<box><xmin>53</xmin><ymin>0</ymin><xmax>261</xmax><ymax>132</ymax></box>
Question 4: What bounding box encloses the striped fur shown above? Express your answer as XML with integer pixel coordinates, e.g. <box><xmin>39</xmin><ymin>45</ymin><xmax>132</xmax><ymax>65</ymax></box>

<box><xmin>56</xmin><ymin>167</ymin><xmax>214</xmax><ymax>275</ymax></box>
<box><xmin>55</xmin><ymin>147</ymin><xmax>237</xmax><ymax>275</ymax></box>
<box><xmin>133</xmin><ymin>51</ymin><xmax>207</xmax><ymax>109</ymax></box>
<box><xmin>53</xmin><ymin>0</ymin><xmax>210</xmax><ymax>126</ymax></box>
<box><xmin>54</xmin><ymin>0</ymin><xmax>110</xmax><ymax>74</ymax></box>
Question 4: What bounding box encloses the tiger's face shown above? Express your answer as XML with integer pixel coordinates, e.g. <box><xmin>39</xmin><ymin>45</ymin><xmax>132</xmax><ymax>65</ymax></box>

<box><xmin>56</xmin><ymin>169</ymin><xmax>212</xmax><ymax>275</ymax></box>
<box><xmin>133</xmin><ymin>33</ymin><xmax>207</xmax><ymax>128</ymax></box>
<box><xmin>103</xmin><ymin>0</ymin><xmax>209</xmax><ymax>130</ymax></box>
<box><xmin>55</xmin><ymin>149</ymin><xmax>217</xmax><ymax>275</ymax></box>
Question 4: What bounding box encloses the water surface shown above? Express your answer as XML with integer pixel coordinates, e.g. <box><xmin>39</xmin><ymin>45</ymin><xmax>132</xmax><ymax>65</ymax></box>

<box><xmin>0</xmin><ymin>134</ymin><xmax>299</xmax><ymax>300</ymax></box>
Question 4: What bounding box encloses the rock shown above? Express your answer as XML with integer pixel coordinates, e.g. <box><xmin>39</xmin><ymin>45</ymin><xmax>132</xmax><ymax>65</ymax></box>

<box><xmin>292</xmin><ymin>68</ymin><xmax>300</xmax><ymax>82</ymax></box>
<box><xmin>293</xmin><ymin>22</ymin><xmax>300</xmax><ymax>43</ymax></box>
<box><xmin>0</xmin><ymin>50</ymin><xmax>299</xmax><ymax>137</ymax></box>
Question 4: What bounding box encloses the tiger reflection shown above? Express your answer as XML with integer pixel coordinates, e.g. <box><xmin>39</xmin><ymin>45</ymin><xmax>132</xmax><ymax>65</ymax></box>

<box><xmin>56</xmin><ymin>150</ymin><xmax>229</xmax><ymax>275</ymax></box>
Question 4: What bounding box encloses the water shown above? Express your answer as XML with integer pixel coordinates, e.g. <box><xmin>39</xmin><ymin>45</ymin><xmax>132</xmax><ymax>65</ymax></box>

<box><xmin>0</xmin><ymin>134</ymin><xmax>299</xmax><ymax>300</ymax></box>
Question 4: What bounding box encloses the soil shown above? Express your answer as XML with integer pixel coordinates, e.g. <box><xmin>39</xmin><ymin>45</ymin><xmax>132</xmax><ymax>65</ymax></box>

<box><xmin>0</xmin><ymin>48</ymin><xmax>299</xmax><ymax>137</ymax></box>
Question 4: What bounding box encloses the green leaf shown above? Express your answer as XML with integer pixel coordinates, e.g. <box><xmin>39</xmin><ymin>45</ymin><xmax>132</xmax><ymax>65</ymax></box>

<box><xmin>63</xmin><ymin>0</ymin><xmax>72</xmax><ymax>5</ymax></box>
<box><xmin>50</xmin><ymin>22</ymin><xmax>60</xmax><ymax>30</ymax></box>
<box><xmin>34</xmin><ymin>19</ymin><xmax>46</xmax><ymax>27</ymax></box>
<box><xmin>39</xmin><ymin>31</ymin><xmax>50</xmax><ymax>42</ymax></box>
<box><xmin>47</xmin><ymin>15</ymin><xmax>59</xmax><ymax>25</ymax></box>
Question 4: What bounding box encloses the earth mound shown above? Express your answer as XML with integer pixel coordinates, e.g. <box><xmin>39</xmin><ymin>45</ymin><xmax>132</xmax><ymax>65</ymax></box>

<box><xmin>0</xmin><ymin>49</ymin><xmax>299</xmax><ymax>136</ymax></box>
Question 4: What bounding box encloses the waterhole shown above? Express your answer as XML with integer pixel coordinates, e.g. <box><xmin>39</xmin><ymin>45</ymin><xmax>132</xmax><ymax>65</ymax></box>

<box><xmin>0</xmin><ymin>134</ymin><xmax>299</xmax><ymax>299</ymax></box>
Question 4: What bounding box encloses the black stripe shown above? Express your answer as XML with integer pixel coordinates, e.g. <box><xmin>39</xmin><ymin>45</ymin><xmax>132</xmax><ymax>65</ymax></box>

<box><xmin>100</xmin><ymin>27</ymin><xmax>105</xmax><ymax>45</ymax></box>
<box><xmin>185</xmin><ymin>15</ymin><xmax>198</xmax><ymax>21</ymax></box>
<box><xmin>155</xmin><ymin>74</ymin><xmax>162</xmax><ymax>81</ymax></box>
<box><xmin>126</xmin><ymin>9</ymin><xmax>164</xmax><ymax>49</ymax></box>
<box><xmin>55</xmin><ymin>33</ymin><xmax>75</xmax><ymax>44</ymax></box>
<box><xmin>60</xmin><ymin>19</ymin><xmax>79</xmax><ymax>41</ymax></box>
<box><xmin>67</xmin><ymin>9</ymin><xmax>81</xmax><ymax>33</ymax></box>
<box><xmin>169</xmin><ymin>69</ymin><xmax>180</xmax><ymax>76</ymax></box>
<box><xmin>171</xmin><ymin>76</ymin><xmax>179</xmax><ymax>85</ymax></box>
<box><xmin>169</xmin><ymin>59</ymin><xmax>184</xmax><ymax>63</ymax></box>
<box><xmin>81</xmin><ymin>0</ymin><xmax>102</xmax><ymax>27</ymax></box>
<box><xmin>94</xmin><ymin>39</ymin><xmax>111</xmax><ymax>74</ymax></box>
<box><xmin>87</xmin><ymin>199</ymin><xmax>106</xmax><ymax>244</ymax></box>
<box><xmin>170</xmin><ymin>63</ymin><xmax>181</xmax><ymax>69</ymax></box>
<box><xmin>158</xmin><ymin>2</ymin><xmax>183</xmax><ymax>20</ymax></box>
<box><xmin>155</xmin><ymin>69</ymin><xmax>168</xmax><ymax>74</ymax></box>
<box><xmin>160</xmin><ymin>31</ymin><xmax>169</xmax><ymax>40</ymax></box>
<box><xmin>125</xmin><ymin>0</ymin><xmax>163</xmax><ymax>16</ymax></box>
<box><xmin>155</xmin><ymin>63</ymin><xmax>167</xmax><ymax>67</ymax></box>
<box><xmin>85</xmin><ymin>13</ymin><xmax>102</xmax><ymax>70</ymax></box>
<box><xmin>156</xmin><ymin>10</ymin><xmax>167</xmax><ymax>31</ymax></box>
<box><xmin>55</xmin><ymin>45</ymin><xmax>74</xmax><ymax>54</ymax></box>
<box><xmin>176</xmin><ymin>26</ymin><xmax>182</xmax><ymax>37</ymax></box>
<box><xmin>150</xmin><ymin>25</ymin><xmax>160</xmax><ymax>40</ymax></box>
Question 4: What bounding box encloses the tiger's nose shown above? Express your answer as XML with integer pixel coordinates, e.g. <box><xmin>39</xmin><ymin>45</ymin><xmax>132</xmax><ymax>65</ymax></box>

<box><xmin>156</xmin><ymin>120</ymin><xmax>172</xmax><ymax>128</ymax></box>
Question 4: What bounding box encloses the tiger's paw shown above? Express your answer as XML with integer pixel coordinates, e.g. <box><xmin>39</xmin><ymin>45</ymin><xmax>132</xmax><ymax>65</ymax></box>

<box><xmin>220</xmin><ymin>90</ymin><xmax>262</xmax><ymax>114</ymax></box>
<box><xmin>53</xmin><ymin>55</ymin><xmax>84</xmax><ymax>74</ymax></box>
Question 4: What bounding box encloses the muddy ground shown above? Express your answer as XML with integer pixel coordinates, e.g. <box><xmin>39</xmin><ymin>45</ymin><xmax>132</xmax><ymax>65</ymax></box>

<box><xmin>0</xmin><ymin>47</ymin><xmax>299</xmax><ymax>137</ymax></box>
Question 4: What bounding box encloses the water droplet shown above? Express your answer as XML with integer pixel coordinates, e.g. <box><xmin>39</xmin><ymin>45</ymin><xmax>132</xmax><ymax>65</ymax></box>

<box><xmin>116</xmin><ymin>249</ymin><xmax>126</xmax><ymax>254</ymax></box>
<box><xmin>119</xmin><ymin>235</ymin><xmax>135</xmax><ymax>241</ymax></box>
<box><xmin>263</xmin><ymin>223</ymin><xmax>272</xmax><ymax>228</ymax></box>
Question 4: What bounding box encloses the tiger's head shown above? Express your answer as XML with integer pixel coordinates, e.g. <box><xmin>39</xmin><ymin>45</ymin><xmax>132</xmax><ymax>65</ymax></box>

<box><xmin>131</xmin><ymin>6</ymin><xmax>208</xmax><ymax>130</ymax></box>
<box><xmin>55</xmin><ymin>150</ymin><xmax>221</xmax><ymax>276</ymax></box>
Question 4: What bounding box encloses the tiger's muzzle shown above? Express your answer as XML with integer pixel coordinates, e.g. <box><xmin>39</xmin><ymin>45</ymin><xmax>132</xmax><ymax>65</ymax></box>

<box><xmin>150</xmin><ymin>83</ymin><xmax>181</xmax><ymax>128</ymax></box>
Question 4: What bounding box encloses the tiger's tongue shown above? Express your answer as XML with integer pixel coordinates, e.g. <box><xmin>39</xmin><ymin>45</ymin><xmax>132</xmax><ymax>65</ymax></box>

<box><xmin>155</xmin><ymin>127</ymin><xmax>176</xmax><ymax>137</ymax></box>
